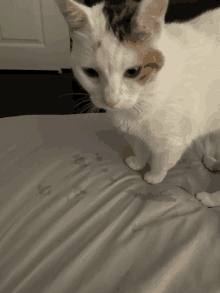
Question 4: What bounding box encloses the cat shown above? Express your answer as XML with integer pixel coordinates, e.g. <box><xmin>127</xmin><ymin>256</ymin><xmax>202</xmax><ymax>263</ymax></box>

<box><xmin>54</xmin><ymin>0</ymin><xmax>220</xmax><ymax>189</ymax></box>
<box><xmin>192</xmin><ymin>130</ymin><xmax>220</xmax><ymax>207</ymax></box>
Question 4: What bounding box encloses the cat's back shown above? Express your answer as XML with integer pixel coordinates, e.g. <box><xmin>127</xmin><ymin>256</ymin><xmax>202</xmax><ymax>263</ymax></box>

<box><xmin>162</xmin><ymin>7</ymin><xmax>220</xmax><ymax>48</ymax></box>
<box><xmin>188</xmin><ymin>8</ymin><xmax>220</xmax><ymax>43</ymax></box>
<box><xmin>152</xmin><ymin>7</ymin><xmax>220</xmax><ymax>139</ymax></box>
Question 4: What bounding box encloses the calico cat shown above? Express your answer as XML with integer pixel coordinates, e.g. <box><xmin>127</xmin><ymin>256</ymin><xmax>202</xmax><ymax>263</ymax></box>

<box><xmin>54</xmin><ymin>0</ymin><xmax>220</xmax><ymax>194</ymax></box>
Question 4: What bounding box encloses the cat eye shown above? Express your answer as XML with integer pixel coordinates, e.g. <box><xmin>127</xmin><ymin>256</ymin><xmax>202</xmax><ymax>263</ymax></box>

<box><xmin>83</xmin><ymin>68</ymin><xmax>99</xmax><ymax>78</ymax></box>
<box><xmin>124</xmin><ymin>66</ymin><xmax>142</xmax><ymax>79</ymax></box>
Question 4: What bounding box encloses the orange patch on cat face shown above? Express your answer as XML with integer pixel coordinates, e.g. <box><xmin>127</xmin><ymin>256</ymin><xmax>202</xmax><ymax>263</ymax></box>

<box><xmin>137</xmin><ymin>49</ymin><xmax>164</xmax><ymax>85</ymax></box>
<box><xmin>121</xmin><ymin>0</ymin><xmax>165</xmax><ymax>86</ymax></box>
<box><xmin>123</xmin><ymin>37</ymin><xmax>164</xmax><ymax>86</ymax></box>
<box><xmin>91</xmin><ymin>40</ymin><xmax>101</xmax><ymax>52</ymax></box>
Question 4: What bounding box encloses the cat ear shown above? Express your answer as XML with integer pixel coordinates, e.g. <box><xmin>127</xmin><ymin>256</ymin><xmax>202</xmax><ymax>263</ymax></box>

<box><xmin>54</xmin><ymin>0</ymin><xmax>92</xmax><ymax>36</ymax></box>
<box><xmin>138</xmin><ymin>0</ymin><xmax>169</xmax><ymax>20</ymax></box>
<box><xmin>132</xmin><ymin>0</ymin><xmax>169</xmax><ymax>38</ymax></box>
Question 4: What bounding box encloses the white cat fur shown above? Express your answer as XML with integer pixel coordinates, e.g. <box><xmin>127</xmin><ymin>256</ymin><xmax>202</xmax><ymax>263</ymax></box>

<box><xmin>55</xmin><ymin>0</ymin><xmax>220</xmax><ymax>185</ymax></box>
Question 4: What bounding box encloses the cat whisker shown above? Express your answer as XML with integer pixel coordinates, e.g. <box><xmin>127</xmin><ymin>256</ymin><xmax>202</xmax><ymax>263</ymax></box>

<box><xmin>82</xmin><ymin>103</ymin><xmax>100</xmax><ymax>120</ymax></box>
<box><xmin>58</xmin><ymin>93</ymin><xmax>90</xmax><ymax>99</ymax></box>
<box><xmin>91</xmin><ymin>104</ymin><xmax>99</xmax><ymax>121</ymax></box>
<box><xmin>133</xmin><ymin>100</ymin><xmax>142</xmax><ymax>115</ymax></box>
<box><xmin>135</xmin><ymin>106</ymin><xmax>141</xmax><ymax>114</ymax></box>
<box><xmin>72</xmin><ymin>93</ymin><xmax>90</xmax><ymax>96</ymax></box>
<box><xmin>77</xmin><ymin>31</ymin><xmax>89</xmax><ymax>40</ymax></box>
<box><xmin>79</xmin><ymin>104</ymin><xmax>93</xmax><ymax>114</ymax></box>
<box><xmin>89</xmin><ymin>104</ymin><xmax>95</xmax><ymax>114</ymax></box>
<box><xmin>80</xmin><ymin>105</ymin><xmax>91</xmax><ymax>114</ymax></box>
<box><xmin>73</xmin><ymin>98</ymin><xmax>91</xmax><ymax>110</ymax></box>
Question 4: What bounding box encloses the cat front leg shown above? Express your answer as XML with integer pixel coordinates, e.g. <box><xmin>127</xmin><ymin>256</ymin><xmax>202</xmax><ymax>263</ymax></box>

<box><xmin>144</xmin><ymin>142</ymin><xmax>184</xmax><ymax>185</ymax></box>
<box><xmin>203</xmin><ymin>156</ymin><xmax>220</xmax><ymax>172</ymax></box>
<box><xmin>195</xmin><ymin>156</ymin><xmax>220</xmax><ymax>207</ymax></box>
<box><xmin>196</xmin><ymin>191</ymin><xmax>220</xmax><ymax>207</ymax></box>
<box><xmin>125</xmin><ymin>137</ymin><xmax>149</xmax><ymax>171</ymax></box>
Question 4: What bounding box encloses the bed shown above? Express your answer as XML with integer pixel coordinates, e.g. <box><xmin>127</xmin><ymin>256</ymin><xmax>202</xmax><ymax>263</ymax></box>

<box><xmin>1</xmin><ymin>113</ymin><xmax>220</xmax><ymax>293</ymax></box>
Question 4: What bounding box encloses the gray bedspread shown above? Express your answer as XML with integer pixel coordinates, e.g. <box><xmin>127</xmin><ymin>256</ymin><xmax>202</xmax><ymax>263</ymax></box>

<box><xmin>0</xmin><ymin>114</ymin><xmax>219</xmax><ymax>293</ymax></box>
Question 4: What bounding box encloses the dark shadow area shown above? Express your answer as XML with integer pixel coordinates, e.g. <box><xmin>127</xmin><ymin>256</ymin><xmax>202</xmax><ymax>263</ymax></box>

<box><xmin>0</xmin><ymin>69</ymin><xmax>105</xmax><ymax>119</ymax></box>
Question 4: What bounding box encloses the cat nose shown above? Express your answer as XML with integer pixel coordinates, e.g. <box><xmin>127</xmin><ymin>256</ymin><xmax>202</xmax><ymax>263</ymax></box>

<box><xmin>103</xmin><ymin>98</ymin><xmax>117</xmax><ymax>108</ymax></box>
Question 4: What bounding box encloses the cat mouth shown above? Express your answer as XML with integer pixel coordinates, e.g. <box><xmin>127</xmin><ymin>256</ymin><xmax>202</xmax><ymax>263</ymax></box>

<box><xmin>92</xmin><ymin>100</ymin><xmax>119</xmax><ymax>111</ymax></box>
<box><xmin>92</xmin><ymin>98</ymin><xmax>136</xmax><ymax>112</ymax></box>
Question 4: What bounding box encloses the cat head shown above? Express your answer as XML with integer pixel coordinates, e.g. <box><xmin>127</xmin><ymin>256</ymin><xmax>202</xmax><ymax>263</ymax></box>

<box><xmin>55</xmin><ymin>0</ymin><xmax>169</xmax><ymax>113</ymax></box>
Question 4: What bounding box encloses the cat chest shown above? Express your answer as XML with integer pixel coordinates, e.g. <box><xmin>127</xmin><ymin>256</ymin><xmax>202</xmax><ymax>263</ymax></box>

<box><xmin>108</xmin><ymin>112</ymin><xmax>148</xmax><ymax>137</ymax></box>
<box><xmin>116</xmin><ymin>118</ymin><xmax>145</xmax><ymax>136</ymax></box>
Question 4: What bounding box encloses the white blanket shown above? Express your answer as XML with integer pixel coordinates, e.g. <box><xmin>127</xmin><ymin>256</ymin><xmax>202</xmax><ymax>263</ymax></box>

<box><xmin>0</xmin><ymin>114</ymin><xmax>220</xmax><ymax>293</ymax></box>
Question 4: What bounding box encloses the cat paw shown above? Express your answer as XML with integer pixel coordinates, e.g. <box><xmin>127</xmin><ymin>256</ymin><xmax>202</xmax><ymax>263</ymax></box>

<box><xmin>144</xmin><ymin>170</ymin><xmax>167</xmax><ymax>185</ymax></box>
<box><xmin>125</xmin><ymin>156</ymin><xmax>144</xmax><ymax>171</ymax></box>
<box><xmin>196</xmin><ymin>192</ymin><xmax>220</xmax><ymax>207</ymax></box>
<box><xmin>202</xmin><ymin>156</ymin><xmax>216</xmax><ymax>172</ymax></box>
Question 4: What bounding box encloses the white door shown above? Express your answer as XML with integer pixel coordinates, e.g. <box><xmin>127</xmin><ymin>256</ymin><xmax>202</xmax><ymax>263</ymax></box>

<box><xmin>0</xmin><ymin>0</ymin><xmax>72</xmax><ymax>71</ymax></box>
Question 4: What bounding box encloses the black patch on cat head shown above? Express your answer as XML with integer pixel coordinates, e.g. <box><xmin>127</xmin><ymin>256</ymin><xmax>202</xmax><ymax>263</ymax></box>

<box><xmin>70</xmin><ymin>34</ymin><xmax>73</xmax><ymax>52</ymax></box>
<box><xmin>102</xmin><ymin>0</ymin><xmax>141</xmax><ymax>42</ymax></box>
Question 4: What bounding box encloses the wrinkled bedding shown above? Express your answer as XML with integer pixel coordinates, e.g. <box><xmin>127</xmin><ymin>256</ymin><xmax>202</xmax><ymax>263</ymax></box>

<box><xmin>0</xmin><ymin>113</ymin><xmax>220</xmax><ymax>293</ymax></box>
